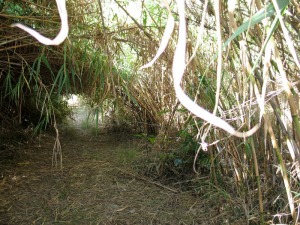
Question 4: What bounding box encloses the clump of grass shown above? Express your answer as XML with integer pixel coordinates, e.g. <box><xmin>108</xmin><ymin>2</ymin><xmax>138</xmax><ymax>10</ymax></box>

<box><xmin>117</xmin><ymin>148</ymin><xmax>139</xmax><ymax>165</ymax></box>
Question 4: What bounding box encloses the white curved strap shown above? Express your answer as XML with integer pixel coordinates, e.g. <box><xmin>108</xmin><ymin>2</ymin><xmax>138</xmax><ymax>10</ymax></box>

<box><xmin>11</xmin><ymin>0</ymin><xmax>68</xmax><ymax>46</ymax></box>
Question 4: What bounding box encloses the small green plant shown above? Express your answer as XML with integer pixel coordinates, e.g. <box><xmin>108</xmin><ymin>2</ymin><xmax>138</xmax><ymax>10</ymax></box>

<box><xmin>133</xmin><ymin>133</ymin><xmax>156</xmax><ymax>144</ymax></box>
<box><xmin>117</xmin><ymin>148</ymin><xmax>138</xmax><ymax>165</ymax></box>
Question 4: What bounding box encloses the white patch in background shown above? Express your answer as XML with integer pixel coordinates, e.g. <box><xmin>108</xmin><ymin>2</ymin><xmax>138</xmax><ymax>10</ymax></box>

<box><xmin>66</xmin><ymin>94</ymin><xmax>79</xmax><ymax>106</ymax></box>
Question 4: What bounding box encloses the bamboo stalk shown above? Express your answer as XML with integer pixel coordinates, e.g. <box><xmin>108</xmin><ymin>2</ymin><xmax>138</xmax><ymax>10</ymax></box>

<box><xmin>249</xmin><ymin>137</ymin><xmax>264</xmax><ymax>224</ymax></box>
<box><xmin>265</xmin><ymin>116</ymin><xmax>296</xmax><ymax>221</ymax></box>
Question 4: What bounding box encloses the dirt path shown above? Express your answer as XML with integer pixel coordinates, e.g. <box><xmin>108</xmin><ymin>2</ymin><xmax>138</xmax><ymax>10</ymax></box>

<box><xmin>0</xmin><ymin>127</ymin><xmax>235</xmax><ymax>224</ymax></box>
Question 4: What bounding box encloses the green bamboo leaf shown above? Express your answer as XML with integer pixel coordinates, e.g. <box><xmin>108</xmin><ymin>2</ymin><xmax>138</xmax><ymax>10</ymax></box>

<box><xmin>250</xmin><ymin>14</ymin><xmax>280</xmax><ymax>75</ymax></box>
<box><xmin>3</xmin><ymin>72</ymin><xmax>13</xmax><ymax>96</ymax></box>
<box><xmin>50</xmin><ymin>66</ymin><xmax>64</xmax><ymax>94</ymax></box>
<box><xmin>58</xmin><ymin>67</ymin><xmax>65</xmax><ymax>95</ymax></box>
<box><xmin>123</xmin><ymin>84</ymin><xmax>139</xmax><ymax>106</ymax></box>
<box><xmin>41</xmin><ymin>54</ymin><xmax>54</xmax><ymax>77</ymax></box>
<box><xmin>224</xmin><ymin>0</ymin><xmax>290</xmax><ymax>47</ymax></box>
<box><xmin>30</xmin><ymin>58</ymin><xmax>42</xmax><ymax>86</ymax></box>
<box><xmin>34</xmin><ymin>55</ymin><xmax>42</xmax><ymax>74</ymax></box>
<box><xmin>143</xmin><ymin>11</ymin><xmax>147</xmax><ymax>26</ymax></box>
<box><xmin>244</xmin><ymin>142</ymin><xmax>252</xmax><ymax>159</ymax></box>
<box><xmin>60</xmin><ymin>69</ymin><xmax>70</xmax><ymax>95</ymax></box>
<box><xmin>21</xmin><ymin>70</ymin><xmax>30</xmax><ymax>91</ymax></box>
<box><xmin>28</xmin><ymin>67</ymin><xmax>37</xmax><ymax>85</ymax></box>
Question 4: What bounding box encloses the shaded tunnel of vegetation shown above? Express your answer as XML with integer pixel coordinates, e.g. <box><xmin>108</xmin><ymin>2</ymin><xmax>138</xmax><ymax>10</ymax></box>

<box><xmin>0</xmin><ymin>0</ymin><xmax>300</xmax><ymax>224</ymax></box>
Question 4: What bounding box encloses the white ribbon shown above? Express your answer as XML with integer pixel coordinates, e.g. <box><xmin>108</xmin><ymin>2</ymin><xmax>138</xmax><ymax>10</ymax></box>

<box><xmin>11</xmin><ymin>0</ymin><xmax>69</xmax><ymax>46</ymax></box>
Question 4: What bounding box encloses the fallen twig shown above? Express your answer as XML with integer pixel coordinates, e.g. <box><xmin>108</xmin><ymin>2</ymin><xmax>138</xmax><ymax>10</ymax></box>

<box><xmin>116</xmin><ymin>168</ymin><xmax>179</xmax><ymax>193</ymax></box>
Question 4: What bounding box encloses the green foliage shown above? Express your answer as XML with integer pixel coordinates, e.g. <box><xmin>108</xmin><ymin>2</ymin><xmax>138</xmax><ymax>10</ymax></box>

<box><xmin>4</xmin><ymin>1</ymin><xmax>30</xmax><ymax>16</ymax></box>
<box><xmin>223</xmin><ymin>0</ymin><xmax>289</xmax><ymax>48</ymax></box>
<box><xmin>22</xmin><ymin>92</ymin><xmax>71</xmax><ymax>131</ymax></box>
<box><xmin>146</xmin><ymin>128</ymin><xmax>211</xmax><ymax>178</ymax></box>
<box><xmin>134</xmin><ymin>133</ymin><xmax>156</xmax><ymax>145</ymax></box>
<box><xmin>0</xmin><ymin>45</ymin><xmax>73</xmax><ymax>135</ymax></box>
<box><xmin>175</xmin><ymin>128</ymin><xmax>211</xmax><ymax>173</ymax></box>
<box><xmin>117</xmin><ymin>148</ymin><xmax>138</xmax><ymax>165</ymax></box>
<box><xmin>142</xmin><ymin>1</ymin><xmax>166</xmax><ymax>26</ymax></box>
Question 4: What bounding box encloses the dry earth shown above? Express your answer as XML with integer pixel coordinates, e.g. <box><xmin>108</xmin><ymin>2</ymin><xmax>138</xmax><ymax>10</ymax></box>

<box><xmin>0</xmin><ymin>132</ymin><xmax>209</xmax><ymax>224</ymax></box>
<box><xmin>0</xmin><ymin>108</ymin><xmax>247</xmax><ymax>224</ymax></box>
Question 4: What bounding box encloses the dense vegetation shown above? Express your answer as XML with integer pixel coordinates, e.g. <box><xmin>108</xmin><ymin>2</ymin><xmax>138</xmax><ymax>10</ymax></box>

<box><xmin>0</xmin><ymin>0</ymin><xmax>300</xmax><ymax>223</ymax></box>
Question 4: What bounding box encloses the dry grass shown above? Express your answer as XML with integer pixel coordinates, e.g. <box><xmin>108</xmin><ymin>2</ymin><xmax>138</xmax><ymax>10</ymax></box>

<box><xmin>0</xmin><ymin>129</ymin><xmax>248</xmax><ymax>225</ymax></box>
